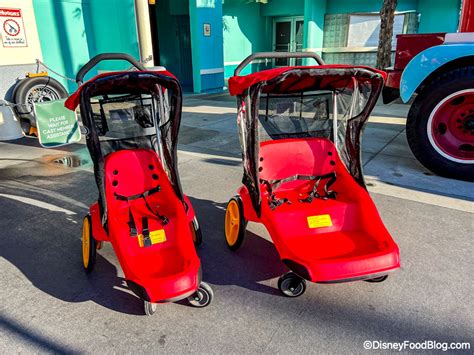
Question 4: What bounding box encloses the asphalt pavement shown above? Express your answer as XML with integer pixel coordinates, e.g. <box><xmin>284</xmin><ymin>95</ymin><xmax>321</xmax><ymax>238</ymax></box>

<box><xmin>0</xmin><ymin>94</ymin><xmax>472</xmax><ymax>353</ymax></box>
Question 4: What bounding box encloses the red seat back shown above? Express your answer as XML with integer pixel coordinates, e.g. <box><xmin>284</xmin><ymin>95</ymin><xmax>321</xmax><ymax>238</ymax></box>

<box><xmin>103</xmin><ymin>149</ymin><xmax>176</xmax><ymax>214</ymax></box>
<box><xmin>258</xmin><ymin>138</ymin><xmax>339</xmax><ymax>182</ymax></box>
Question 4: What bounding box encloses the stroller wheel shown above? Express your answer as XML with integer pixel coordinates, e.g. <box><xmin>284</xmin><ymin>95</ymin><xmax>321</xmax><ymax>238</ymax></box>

<box><xmin>364</xmin><ymin>275</ymin><xmax>388</xmax><ymax>283</ymax></box>
<box><xmin>82</xmin><ymin>215</ymin><xmax>96</xmax><ymax>274</ymax></box>
<box><xmin>144</xmin><ymin>301</ymin><xmax>158</xmax><ymax>316</ymax></box>
<box><xmin>187</xmin><ymin>282</ymin><xmax>214</xmax><ymax>308</ymax></box>
<box><xmin>225</xmin><ymin>196</ymin><xmax>246</xmax><ymax>251</ymax></box>
<box><xmin>278</xmin><ymin>273</ymin><xmax>306</xmax><ymax>297</ymax></box>
<box><xmin>190</xmin><ymin>217</ymin><xmax>203</xmax><ymax>247</ymax></box>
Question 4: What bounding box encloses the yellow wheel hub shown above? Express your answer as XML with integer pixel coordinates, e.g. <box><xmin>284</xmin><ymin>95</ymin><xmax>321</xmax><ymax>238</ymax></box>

<box><xmin>82</xmin><ymin>217</ymin><xmax>90</xmax><ymax>268</ymax></box>
<box><xmin>225</xmin><ymin>200</ymin><xmax>240</xmax><ymax>246</ymax></box>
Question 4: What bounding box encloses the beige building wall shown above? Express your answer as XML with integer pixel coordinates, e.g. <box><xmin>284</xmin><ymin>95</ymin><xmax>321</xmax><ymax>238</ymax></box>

<box><xmin>0</xmin><ymin>0</ymin><xmax>42</xmax><ymax>66</ymax></box>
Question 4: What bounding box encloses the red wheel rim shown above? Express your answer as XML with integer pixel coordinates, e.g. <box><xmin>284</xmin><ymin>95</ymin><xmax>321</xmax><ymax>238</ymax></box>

<box><xmin>428</xmin><ymin>89</ymin><xmax>474</xmax><ymax>163</ymax></box>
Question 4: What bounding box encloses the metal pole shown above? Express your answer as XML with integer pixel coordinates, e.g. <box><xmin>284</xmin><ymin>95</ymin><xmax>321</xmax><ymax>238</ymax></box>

<box><xmin>155</xmin><ymin>89</ymin><xmax>165</xmax><ymax>165</ymax></box>
<box><xmin>134</xmin><ymin>0</ymin><xmax>154</xmax><ymax>67</ymax></box>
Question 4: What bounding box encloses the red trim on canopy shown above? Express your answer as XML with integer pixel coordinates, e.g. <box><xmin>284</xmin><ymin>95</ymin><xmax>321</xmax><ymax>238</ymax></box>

<box><xmin>228</xmin><ymin>65</ymin><xmax>387</xmax><ymax>96</ymax></box>
<box><xmin>64</xmin><ymin>70</ymin><xmax>176</xmax><ymax>110</ymax></box>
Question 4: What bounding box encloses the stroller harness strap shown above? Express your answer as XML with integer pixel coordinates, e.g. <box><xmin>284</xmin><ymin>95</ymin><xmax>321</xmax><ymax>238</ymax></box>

<box><xmin>128</xmin><ymin>209</ymin><xmax>138</xmax><ymax>236</ymax></box>
<box><xmin>260</xmin><ymin>172</ymin><xmax>337</xmax><ymax>210</ymax></box>
<box><xmin>114</xmin><ymin>185</ymin><xmax>162</xmax><ymax>201</ymax></box>
<box><xmin>141</xmin><ymin>216</ymin><xmax>152</xmax><ymax>247</ymax></box>
<box><xmin>114</xmin><ymin>185</ymin><xmax>169</xmax><ymax>238</ymax></box>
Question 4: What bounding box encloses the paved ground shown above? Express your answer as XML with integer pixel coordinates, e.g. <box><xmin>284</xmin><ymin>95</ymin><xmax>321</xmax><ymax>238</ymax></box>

<box><xmin>0</xmin><ymin>94</ymin><xmax>473</xmax><ymax>353</ymax></box>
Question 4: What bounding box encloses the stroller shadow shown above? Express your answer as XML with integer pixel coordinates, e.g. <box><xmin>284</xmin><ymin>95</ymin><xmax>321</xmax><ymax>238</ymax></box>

<box><xmin>0</xmin><ymin>174</ymin><xmax>285</xmax><ymax>317</ymax></box>
<box><xmin>0</xmin><ymin>177</ymin><xmax>144</xmax><ymax>316</ymax></box>
<box><xmin>188</xmin><ymin>196</ymin><xmax>286</xmax><ymax>296</ymax></box>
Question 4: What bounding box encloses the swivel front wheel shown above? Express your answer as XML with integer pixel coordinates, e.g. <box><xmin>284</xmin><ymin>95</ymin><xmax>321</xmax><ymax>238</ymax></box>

<box><xmin>144</xmin><ymin>300</ymin><xmax>157</xmax><ymax>315</ymax></box>
<box><xmin>278</xmin><ymin>273</ymin><xmax>306</xmax><ymax>297</ymax></box>
<box><xmin>187</xmin><ymin>282</ymin><xmax>213</xmax><ymax>307</ymax></box>
<box><xmin>364</xmin><ymin>275</ymin><xmax>388</xmax><ymax>283</ymax></box>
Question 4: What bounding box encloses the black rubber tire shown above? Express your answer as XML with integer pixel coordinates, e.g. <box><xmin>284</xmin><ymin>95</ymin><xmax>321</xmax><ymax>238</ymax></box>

<box><xmin>364</xmin><ymin>275</ymin><xmax>388</xmax><ymax>283</ymax></box>
<box><xmin>187</xmin><ymin>282</ymin><xmax>214</xmax><ymax>308</ymax></box>
<box><xmin>13</xmin><ymin>76</ymin><xmax>68</xmax><ymax>127</ymax></box>
<box><xmin>19</xmin><ymin>119</ymin><xmax>32</xmax><ymax>135</ymax></box>
<box><xmin>224</xmin><ymin>196</ymin><xmax>247</xmax><ymax>251</ymax></box>
<box><xmin>144</xmin><ymin>300</ymin><xmax>158</xmax><ymax>315</ymax></box>
<box><xmin>82</xmin><ymin>215</ymin><xmax>96</xmax><ymax>274</ymax></box>
<box><xmin>190</xmin><ymin>217</ymin><xmax>203</xmax><ymax>247</ymax></box>
<box><xmin>406</xmin><ymin>66</ymin><xmax>474</xmax><ymax>182</ymax></box>
<box><xmin>278</xmin><ymin>273</ymin><xmax>307</xmax><ymax>297</ymax></box>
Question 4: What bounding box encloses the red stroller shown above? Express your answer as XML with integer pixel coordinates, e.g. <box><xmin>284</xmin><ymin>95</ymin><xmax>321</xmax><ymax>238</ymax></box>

<box><xmin>66</xmin><ymin>54</ymin><xmax>213</xmax><ymax>314</ymax></box>
<box><xmin>225</xmin><ymin>52</ymin><xmax>400</xmax><ymax>297</ymax></box>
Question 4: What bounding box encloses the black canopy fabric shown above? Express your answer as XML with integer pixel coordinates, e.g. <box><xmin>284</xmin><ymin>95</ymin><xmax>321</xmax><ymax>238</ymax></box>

<box><xmin>234</xmin><ymin>67</ymin><xmax>385</xmax><ymax>216</ymax></box>
<box><xmin>77</xmin><ymin>72</ymin><xmax>184</xmax><ymax>225</ymax></box>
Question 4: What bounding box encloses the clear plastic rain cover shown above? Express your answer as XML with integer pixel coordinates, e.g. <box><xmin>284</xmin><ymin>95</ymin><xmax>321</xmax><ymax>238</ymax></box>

<box><xmin>235</xmin><ymin>67</ymin><xmax>383</xmax><ymax>214</ymax></box>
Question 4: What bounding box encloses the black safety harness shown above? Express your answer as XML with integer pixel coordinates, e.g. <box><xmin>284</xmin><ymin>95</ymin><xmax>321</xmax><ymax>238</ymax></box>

<box><xmin>114</xmin><ymin>185</ymin><xmax>169</xmax><ymax>245</ymax></box>
<box><xmin>260</xmin><ymin>172</ymin><xmax>337</xmax><ymax>210</ymax></box>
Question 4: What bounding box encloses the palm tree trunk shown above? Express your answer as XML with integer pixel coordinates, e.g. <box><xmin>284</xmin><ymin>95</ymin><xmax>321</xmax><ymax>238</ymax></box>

<box><xmin>376</xmin><ymin>0</ymin><xmax>398</xmax><ymax>69</ymax></box>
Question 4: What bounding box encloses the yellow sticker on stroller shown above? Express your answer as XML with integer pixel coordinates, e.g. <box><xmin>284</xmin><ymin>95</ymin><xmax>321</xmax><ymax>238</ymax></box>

<box><xmin>138</xmin><ymin>229</ymin><xmax>166</xmax><ymax>247</ymax></box>
<box><xmin>307</xmin><ymin>214</ymin><xmax>332</xmax><ymax>228</ymax></box>
<box><xmin>150</xmin><ymin>229</ymin><xmax>166</xmax><ymax>244</ymax></box>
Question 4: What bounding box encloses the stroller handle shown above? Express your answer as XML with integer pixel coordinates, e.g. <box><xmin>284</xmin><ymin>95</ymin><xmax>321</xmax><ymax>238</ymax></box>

<box><xmin>76</xmin><ymin>53</ymin><xmax>146</xmax><ymax>84</ymax></box>
<box><xmin>234</xmin><ymin>52</ymin><xmax>325</xmax><ymax>76</ymax></box>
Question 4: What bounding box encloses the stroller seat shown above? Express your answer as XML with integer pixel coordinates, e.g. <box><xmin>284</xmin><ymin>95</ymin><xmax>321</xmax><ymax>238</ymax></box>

<box><xmin>258</xmin><ymin>137</ymin><xmax>354</xmax><ymax>203</ymax></box>
<box><xmin>258</xmin><ymin>138</ymin><xmax>399</xmax><ymax>282</ymax></box>
<box><xmin>103</xmin><ymin>148</ymin><xmax>200</xmax><ymax>298</ymax></box>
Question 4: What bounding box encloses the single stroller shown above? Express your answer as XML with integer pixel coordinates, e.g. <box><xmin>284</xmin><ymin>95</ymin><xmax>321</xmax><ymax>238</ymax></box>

<box><xmin>66</xmin><ymin>54</ymin><xmax>213</xmax><ymax>314</ymax></box>
<box><xmin>224</xmin><ymin>52</ymin><xmax>400</xmax><ymax>297</ymax></box>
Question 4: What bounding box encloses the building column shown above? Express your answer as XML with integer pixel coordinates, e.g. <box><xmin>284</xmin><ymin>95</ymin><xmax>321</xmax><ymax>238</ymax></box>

<box><xmin>134</xmin><ymin>0</ymin><xmax>154</xmax><ymax>67</ymax></box>
<box><xmin>189</xmin><ymin>0</ymin><xmax>224</xmax><ymax>93</ymax></box>
<box><xmin>303</xmin><ymin>0</ymin><xmax>326</xmax><ymax>61</ymax></box>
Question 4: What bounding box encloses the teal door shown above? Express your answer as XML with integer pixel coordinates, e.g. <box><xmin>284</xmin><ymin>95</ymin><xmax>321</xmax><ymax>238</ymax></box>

<box><xmin>155</xmin><ymin>0</ymin><xmax>193</xmax><ymax>90</ymax></box>
<box><xmin>175</xmin><ymin>15</ymin><xmax>193</xmax><ymax>89</ymax></box>
<box><xmin>273</xmin><ymin>17</ymin><xmax>305</xmax><ymax>66</ymax></box>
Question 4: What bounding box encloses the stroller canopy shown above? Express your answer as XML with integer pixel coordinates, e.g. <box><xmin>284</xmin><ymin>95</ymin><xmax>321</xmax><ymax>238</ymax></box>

<box><xmin>65</xmin><ymin>70</ymin><xmax>184</xmax><ymax>224</ymax></box>
<box><xmin>228</xmin><ymin>65</ymin><xmax>385</xmax><ymax>215</ymax></box>
<box><xmin>228</xmin><ymin>65</ymin><xmax>386</xmax><ymax>96</ymax></box>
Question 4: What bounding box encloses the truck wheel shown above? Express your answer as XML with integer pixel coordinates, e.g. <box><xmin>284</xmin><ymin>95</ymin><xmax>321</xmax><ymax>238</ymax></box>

<box><xmin>406</xmin><ymin>66</ymin><xmax>474</xmax><ymax>181</ymax></box>
<box><xmin>13</xmin><ymin>76</ymin><xmax>68</xmax><ymax>128</ymax></box>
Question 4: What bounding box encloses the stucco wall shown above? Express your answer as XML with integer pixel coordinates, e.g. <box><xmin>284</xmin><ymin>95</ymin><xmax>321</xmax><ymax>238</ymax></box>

<box><xmin>0</xmin><ymin>0</ymin><xmax>43</xmax><ymax>100</ymax></box>
<box><xmin>223</xmin><ymin>1</ymin><xmax>272</xmax><ymax>77</ymax></box>
<box><xmin>222</xmin><ymin>0</ymin><xmax>462</xmax><ymax>79</ymax></box>
<box><xmin>0</xmin><ymin>0</ymin><xmax>43</xmax><ymax>66</ymax></box>
<box><xmin>32</xmin><ymin>0</ymin><xmax>139</xmax><ymax>92</ymax></box>
<box><xmin>260</xmin><ymin>0</ymin><xmax>305</xmax><ymax>17</ymax></box>
<box><xmin>417</xmin><ymin>0</ymin><xmax>461</xmax><ymax>33</ymax></box>
<box><xmin>325</xmin><ymin>0</ymin><xmax>419</xmax><ymax>14</ymax></box>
